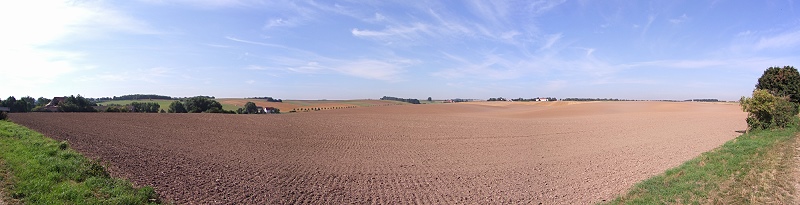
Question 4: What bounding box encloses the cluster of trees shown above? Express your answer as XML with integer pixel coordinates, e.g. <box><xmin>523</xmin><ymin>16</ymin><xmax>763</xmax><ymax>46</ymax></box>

<box><xmin>741</xmin><ymin>66</ymin><xmax>800</xmax><ymax>130</ymax></box>
<box><xmin>562</xmin><ymin>98</ymin><xmax>632</xmax><ymax>101</ymax></box>
<box><xmin>380</xmin><ymin>96</ymin><xmax>421</xmax><ymax>104</ymax></box>
<box><xmin>487</xmin><ymin>97</ymin><xmax>507</xmax><ymax>101</ymax></box>
<box><xmin>248</xmin><ymin>97</ymin><xmax>283</xmax><ymax>102</ymax></box>
<box><xmin>90</xmin><ymin>94</ymin><xmax>174</xmax><ymax>102</ymax></box>
<box><xmin>240</xmin><ymin>102</ymin><xmax>260</xmax><ymax>114</ymax></box>
<box><xmin>234</xmin><ymin>101</ymin><xmax>280</xmax><ymax>114</ymax></box>
<box><xmin>130</xmin><ymin>102</ymin><xmax>161</xmax><ymax>113</ymax></box>
<box><xmin>57</xmin><ymin>95</ymin><xmax>97</xmax><ymax>112</ymax></box>
<box><xmin>450</xmin><ymin>98</ymin><xmax>473</xmax><ymax>102</ymax></box>
<box><xmin>1</xmin><ymin>96</ymin><xmax>35</xmax><ymax>112</ymax></box>
<box><xmin>685</xmin><ymin>99</ymin><xmax>720</xmax><ymax>102</ymax></box>
<box><xmin>168</xmin><ymin>96</ymin><xmax>233</xmax><ymax>113</ymax></box>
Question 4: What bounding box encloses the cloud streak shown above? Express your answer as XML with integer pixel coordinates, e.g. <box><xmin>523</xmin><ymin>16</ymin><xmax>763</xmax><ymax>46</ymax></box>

<box><xmin>229</xmin><ymin>36</ymin><xmax>413</xmax><ymax>81</ymax></box>
<box><xmin>0</xmin><ymin>1</ymin><xmax>161</xmax><ymax>91</ymax></box>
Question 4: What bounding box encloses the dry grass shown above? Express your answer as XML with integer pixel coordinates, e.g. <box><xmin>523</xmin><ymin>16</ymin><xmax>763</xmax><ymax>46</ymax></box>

<box><xmin>711</xmin><ymin>134</ymin><xmax>797</xmax><ymax>204</ymax></box>
<box><xmin>609</xmin><ymin>125</ymin><xmax>799</xmax><ymax>204</ymax></box>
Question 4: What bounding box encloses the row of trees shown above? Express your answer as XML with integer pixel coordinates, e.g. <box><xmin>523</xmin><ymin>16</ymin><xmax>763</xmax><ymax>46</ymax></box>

<box><xmin>562</xmin><ymin>98</ymin><xmax>632</xmax><ymax>101</ymax></box>
<box><xmin>247</xmin><ymin>97</ymin><xmax>283</xmax><ymax>102</ymax></box>
<box><xmin>91</xmin><ymin>94</ymin><xmax>174</xmax><ymax>102</ymax></box>
<box><xmin>450</xmin><ymin>98</ymin><xmax>473</xmax><ymax>102</ymax></box>
<box><xmin>167</xmin><ymin>96</ymin><xmax>233</xmax><ymax>113</ymax></box>
<box><xmin>685</xmin><ymin>99</ymin><xmax>720</xmax><ymax>102</ymax></box>
<box><xmin>0</xmin><ymin>96</ymin><xmax>35</xmax><ymax>112</ymax></box>
<box><xmin>380</xmin><ymin>96</ymin><xmax>421</xmax><ymax>104</ymax></box>
<box><xmin>514</xmin><ymin>97</ymin><xmax>558</xmax><ymax>101</ymax></box>
<box><xmin>130</xmin><ymin>102</ymin><xmax>161</xmax><ymax>113</ymax></box>
<box><xmin>1</xmin><ymin>95</ymin><xmax>98</xmax><ymax>113</ymax></box>
<box><xmin>488</xmin><ymin>97</ymin><xmax>559</xmax><ymax>101</ymax></box>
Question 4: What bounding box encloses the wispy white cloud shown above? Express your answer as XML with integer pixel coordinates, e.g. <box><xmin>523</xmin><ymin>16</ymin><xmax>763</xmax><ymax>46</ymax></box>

<box><xmin>526</xmin><ymin>0</ymin><xmax>567</xmax><ymax>15</ymax></box>
<box><xmin>621</xmin><ymin>59</ymin><xmax>727</xmax><ymax>69</ymax></box>
<box><xmin>0</xmin><ymin>1</ymin><xmax>160</xmax><ymax>89</ymax></box>
<box><xmin>754</xmin><ymin>29</ymin><xmax>800</xmax><ymax>50</ymax></box>
<box><xmin>264</xmin><ymin>18</ymin><xmax>298</xmax><ymax>28</ymax></box>
<box><xmin>230</xmin><ymin>37</ymin><xmax>413</xmax><ymax>81</ymax></box>
<box><xmin>332</xmin><ymin>60</ymin><xmax>408</xmax><ymax>81</ymax></box>
<box><xmin>668</xmin><ymin>14</ymin><xmax>690</xmax><ymax>24</ymax></box>
<box><xmin>539</xmin><ymin>33</ymin><xmax>562</xmax><ymax>51</ymax></box>
<box><xmin>137</xmin><ymin>0</ymin><xmax>265</xmax><ymax>9</ymax></box>
<box><xmin>544</xmin><ymin>80</ymin><xmax>567</xmax><ymax>91</ymax></box>
<box><xmin>351</xmin><ymin>23</ymin><xmax>432</xmax><ymax>42</ymax></box>
<box><xmin>79</xmin><ymin>67</ymin><xmax>173</xmax><ymax>83</ymax></box>
<box><xmin>640</xmin><ymin>14</ymin><xmax>656</xmax><ymax>37</ymax></box>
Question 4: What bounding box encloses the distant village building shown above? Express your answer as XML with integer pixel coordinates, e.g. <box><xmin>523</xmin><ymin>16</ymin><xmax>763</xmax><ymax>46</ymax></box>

<box><xmin>44</xmin><ymin>97</ymin><xmax>66</xmax><ymax>112</ymax></box>
<box><xmin>263</xmin><ymin>107</ymin><xmax>278</xmax><ymax>114</ymax></box>
<box><xmin>0</xmin><ymin>107</ymin><xmax>9</xmax><ymax>112</ymax></box>
<box><xmin>536</xmin><ymin>98</ymin><xmax>549</xmax><ymax>101</ymax></box>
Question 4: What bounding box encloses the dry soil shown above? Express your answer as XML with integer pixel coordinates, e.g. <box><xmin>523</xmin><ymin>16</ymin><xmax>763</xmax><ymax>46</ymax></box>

<box><xmin>9</xmin><ymin>101</ymin><xmax>746</xmax><ymax>204</ymax></box>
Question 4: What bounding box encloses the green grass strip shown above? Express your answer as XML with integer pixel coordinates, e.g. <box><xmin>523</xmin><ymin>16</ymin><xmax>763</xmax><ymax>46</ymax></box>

<box><xmin>0</xmin><ymin>120</ymin><xmax>159</xmax><ymax>205</ymax></box>
<box><xmin>608</xmin><ymin>119</ymin><xmax>799</xmax><ymax>204</ymax></box>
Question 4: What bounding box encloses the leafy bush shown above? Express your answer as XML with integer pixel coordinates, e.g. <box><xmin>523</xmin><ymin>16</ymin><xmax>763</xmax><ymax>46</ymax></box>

<box><xmin>168</xmin><ymin>100</ymin><xmax>187</xmax><ymax>113</ymax></box>
<box><xmin>740</xmin><ymin>89</ymin><xmax>799</xmax><ymax>130</ymax></box>
<box><xmin>0</xmin><ymin>112</ymin><xmax>7</xmax><ymax>121</ymax></box>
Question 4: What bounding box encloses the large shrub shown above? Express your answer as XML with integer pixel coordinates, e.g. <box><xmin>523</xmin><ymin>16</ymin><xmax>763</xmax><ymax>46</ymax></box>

<box><xmin>740</xmin><ymin>89</ymin><xmax>799</xmax><ymax>130</ymax></box>
<box><xmin>168</xmin><ymin>101</ymin><xmax>187</xmax><ymax>113</ymax></box>
<box><xmin>0</xmin><ymin>112</ymin><xmax>7</xmax><ymax>121</ymax></box>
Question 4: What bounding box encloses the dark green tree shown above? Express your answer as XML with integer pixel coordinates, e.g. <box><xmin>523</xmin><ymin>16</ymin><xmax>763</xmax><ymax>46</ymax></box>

<box><xmin>19</xmin><ymin>96</ymin><xmax>35</xmax><ymax>112</ymax></box>
<box><xmin>244</xmin><ymin>102</ymin><xmax>258</xmax><ymax>114</ymax></box>
<box><xmin>756</xmin><ymin>66</ymin><xmax>800</xmax><ymax>103</ymax></box>
<box><xmin>168</xmin><ymin>101</ymin><xmax>187</xmax><ymax>113</ymax></box>
<box><xmin>36</xmin><ymin>97</ymin><xmax>51</xmax><ymax>107</ymax></box>
<box><xmin>3</xmin><ymin>96</ymin><xmax>16</xmax><ymax>112</ymax></box>
<box><xmin>58</xmin><ymin>95</ymin><xmax>96</xmax><ymax>112</ymax></box>
<box><xmin>427</xmin><ymin>97</ymin><xmax>432</xmax><ymax>101</ymax></box>
<box><xmin>184</xmin><ymin>96</ymin><xmax>223</xmax><ymax>113</ymax></box>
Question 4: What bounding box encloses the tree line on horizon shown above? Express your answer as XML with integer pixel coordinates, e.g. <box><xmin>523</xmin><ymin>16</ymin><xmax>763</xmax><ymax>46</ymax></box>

<box><xmin>487</xmin><ymin>97</ymin><xmax>558</xmax><ymax>101</ymax></box>
<box><xmin>380</xmin><ymin>96</ymin><xmax>421</xmax><ymax>104</ymax></box>
<box><xmin>246</xmin><ymin>97</ymin><xmax>283</xmax><ymax>102</ymax></box>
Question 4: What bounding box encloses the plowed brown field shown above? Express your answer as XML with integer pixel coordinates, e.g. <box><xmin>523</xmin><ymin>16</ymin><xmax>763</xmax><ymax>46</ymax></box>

<box><xmin>8</xmin><ymin>101</ymin><xmax>746</xmax><ymax>204</ymax></box>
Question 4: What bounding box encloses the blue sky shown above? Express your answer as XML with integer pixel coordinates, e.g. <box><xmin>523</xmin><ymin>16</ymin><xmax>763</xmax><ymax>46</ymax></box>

<box><xmin>3</xmin><ymin>0</ymin><xmax>800</xmax><ymax>100</ymax></box>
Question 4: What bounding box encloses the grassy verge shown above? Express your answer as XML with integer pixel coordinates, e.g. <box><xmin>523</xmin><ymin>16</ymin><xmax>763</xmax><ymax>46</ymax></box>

<box><xmin>608</xmin><ymin>120</ymin><xmax>799</xmax><ymax>204</ymax></box>
<box><xmin>0</xmin><ymin>120</ymin><xmax>160</xmax><ymax>204</ymax></box>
